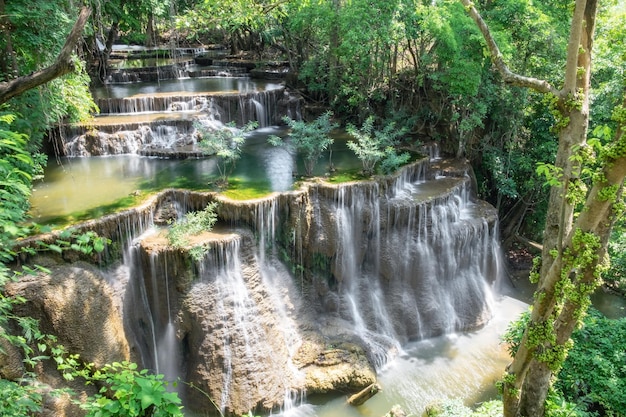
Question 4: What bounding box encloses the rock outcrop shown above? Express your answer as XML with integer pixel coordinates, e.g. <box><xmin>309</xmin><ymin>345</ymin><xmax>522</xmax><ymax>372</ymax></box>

<box><xmin>5</xmin><ymin>259</ymin><xmax>130</xmax><ymax>367</ymax></box>
<box><xmin>13</xmin><ymin>158</ymin><xmax>502</xmax><ymax>416</ymax></box>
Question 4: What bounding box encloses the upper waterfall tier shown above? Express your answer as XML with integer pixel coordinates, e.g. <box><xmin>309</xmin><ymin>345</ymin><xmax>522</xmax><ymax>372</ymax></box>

<box><xmin>47</xmin><ymin>78</ymin><xmax>304</xmax><ymax>157</ymax></box>
<box><xmin>91</xmin><ymin>78</ymin><xmax>285</xmax><ymax>114</ymax></box>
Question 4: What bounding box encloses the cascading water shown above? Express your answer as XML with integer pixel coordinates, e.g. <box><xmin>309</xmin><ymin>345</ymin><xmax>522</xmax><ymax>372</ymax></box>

<box><xmin>36</xmin><ymin>43</ymin><xmax>510</xmax><ymax>415</ymax></box>
<box><xmin>40</xmin><ymin>155</ymin><xmax>508</xmax><ymax>417</ymax></box>
<box><xmin>332</xmin><ymin>184</ymin><xmax>401</xmax><ymax>369</ymax></box>
<box><xmin>52</xmin><ymin>76</ymin><xmax>295</xmax><ymax>157</ymax></box>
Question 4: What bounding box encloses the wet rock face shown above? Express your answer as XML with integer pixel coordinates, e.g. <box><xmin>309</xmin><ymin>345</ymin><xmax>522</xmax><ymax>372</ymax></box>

<box><xmin>178</xmin><ymin>233</ymin><xmax>295</xmax><ymax>415</ymax></box>
<box><xmin>0</xmin><ymin>327</ymin><xmax>24</xmax><ymax>380</ymax></box>
<box><xmin>15</xmin><ymin>158</ymin><xmax>501</xmax><ymax>416</ymax></box>
<box><xmin>3</xmin><ymin>259</ymin><xmax>130</xmax><ymax>417</ymax></box>
<box><xmin>128</xmin><ymin>228</ymin><xmax>377</xmax><ymax>416</ymax></box>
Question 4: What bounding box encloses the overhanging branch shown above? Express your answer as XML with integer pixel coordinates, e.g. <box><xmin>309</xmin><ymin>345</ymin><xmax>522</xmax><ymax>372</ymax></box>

<box><xmin>459</xmin><ymin>0</ymin><xmax>560</xmax><ymax>97</ymax></box>
<box><xmin>0</xmin><ymin>6</ymin><xmax>92</xmax><ymax>105</ymax></box>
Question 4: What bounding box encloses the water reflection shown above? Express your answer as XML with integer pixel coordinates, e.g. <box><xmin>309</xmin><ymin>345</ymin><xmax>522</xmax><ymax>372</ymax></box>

<box><xmin>92</xmin><ymin>77</ymin><xmax>283</xmax><ymax>101</ymax></box>
<box><xmin>30</xmin><ymin>128</ymin><xmax>361</xmax><ymax>222</ymax></box>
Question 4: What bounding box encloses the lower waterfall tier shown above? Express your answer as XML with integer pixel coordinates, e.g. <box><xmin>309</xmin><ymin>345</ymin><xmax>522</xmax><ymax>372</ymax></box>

<box><xmin>16</xmin><ymin>158</ymin><xmax>505</xmax><ymax>416</ymax></box>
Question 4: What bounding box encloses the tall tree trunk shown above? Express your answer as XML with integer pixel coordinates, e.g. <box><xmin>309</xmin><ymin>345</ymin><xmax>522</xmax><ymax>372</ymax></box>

<box><xmin>457</xmin><ymin>1</ymin><xmax>626</xmax><ymax>416</ymax></box>
<box><xmin>538</xmin><ymin>0</ymin><xmax>596</xmax><ymax>281</ymax></box>
<box><xmin>145</xmin><ymin>12</ymin><xmax>156</xmax><ymax>47</ymax></box>
<box><xmin>327</xmin><ymin>0</ymin><xmax>342</xmax><ymax>102</ymax></box>
<box><xmin>0</xmin><ymin>0</ymin><xmax>18</xmax><ymax>79</ymax></box>
<box><xmin>513</xmin><ymin>3</ymin><xmax>598</xmax><ymax>416</ymax></box>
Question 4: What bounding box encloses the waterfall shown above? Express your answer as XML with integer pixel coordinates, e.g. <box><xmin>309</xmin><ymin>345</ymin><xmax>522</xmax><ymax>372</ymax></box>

<box><xmin>302</xmin><ymin>166</ymin><xmax>499</xmax><ymax>371</ymax></box>
<box><xmin>182</xmin><ymin>235</ymin><xmax>304</xmax><ymax>415</ymax></box>
<box><xmin>333</xmin><ymin>184</ymin><xmax>400</xmax><ymax>369</ymax></box>
<box><xmin>83</xmin><ymin>158</ymin><xmax>504</xmax><ymax>416</ymax></box>
<box><xmin>53</xmin><ymin>85</ymin><xmax>291</xmax><ymax>157</ymax></box>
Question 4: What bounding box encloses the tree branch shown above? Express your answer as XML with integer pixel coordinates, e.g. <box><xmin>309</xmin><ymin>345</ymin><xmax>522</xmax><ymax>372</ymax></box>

<box><xmin>0</xmin><ymin>6</ymin><xmax>92</xmax><ymax>105</ymax></box>
<box><xmin>459</xmin><ymin>0</ymin><xmax>560</xmax><ymax>96</ymax></box>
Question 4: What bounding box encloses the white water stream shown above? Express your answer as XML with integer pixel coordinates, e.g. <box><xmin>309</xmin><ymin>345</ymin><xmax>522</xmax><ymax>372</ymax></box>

<box><xmin>272</xmin><ymin>295</ymin><xmax>527</xmax><ymax>417</ymax></box>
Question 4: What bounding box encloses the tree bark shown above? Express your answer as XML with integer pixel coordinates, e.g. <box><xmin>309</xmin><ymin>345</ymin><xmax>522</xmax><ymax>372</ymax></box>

<box><xmin>0</xmin><ymin>0</ymin><xmax>18</xmax><ymax>79</ymax></box>
<box><xmin>0</xmin><ymin>6</ymin><xmax>92</xmax><ymax>105</ymax></box>
<box><xmin>459</xmin><ymin>1</ymin><xmax>616</xmax><ymax>416</ymax></box>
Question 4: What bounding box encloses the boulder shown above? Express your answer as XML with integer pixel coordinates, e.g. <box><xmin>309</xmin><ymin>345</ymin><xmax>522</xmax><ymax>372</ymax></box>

<box><xmin>5</xmin><ymin>260</ymin><xmax>130</xmax><ymax>367</ymax></box>
<box><xmin>295</xmin><ymin>337</ymin><xmax>376</xmax><ymax>394</ymax></box>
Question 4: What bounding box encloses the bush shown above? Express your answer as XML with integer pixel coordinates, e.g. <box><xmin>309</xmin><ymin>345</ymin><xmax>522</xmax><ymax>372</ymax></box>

<box><xmin>346</xmin><ymin>116</ymin><xmax>409</xmax><ymax>176</ymax></box>
<box><xmin>555</xmin><ymin>309</ymin><xmax>626</xmax><ymax>416</ymax></box>
<box><xmin>269</xmin><ymin>112</ymin><xmax>337</xmax><ymax>176</ymax></box>
<box><xmin>167</xmin><ymin>202</ymin><xmax>219</xmax><ymax>261</ymax></box>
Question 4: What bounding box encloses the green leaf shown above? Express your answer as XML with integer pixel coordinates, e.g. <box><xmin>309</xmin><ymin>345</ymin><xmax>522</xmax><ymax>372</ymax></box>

<box><xmin>93</xmin><ymin>239</ymin><xmax>105</xmax><ymax>253</ymax></box>
<box><xmin>47</xmin><ymin>244</ymin><xmax>63</xmax><ymax>254</ymax></box>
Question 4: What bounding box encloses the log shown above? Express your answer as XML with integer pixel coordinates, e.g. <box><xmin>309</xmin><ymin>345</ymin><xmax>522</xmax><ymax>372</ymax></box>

<box><xmin>347</xmin><ymin>382</ymin><xmax>381</xmax><ymax>406</ymax></box>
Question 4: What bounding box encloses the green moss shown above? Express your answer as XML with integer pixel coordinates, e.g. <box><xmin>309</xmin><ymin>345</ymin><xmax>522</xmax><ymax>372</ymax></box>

<box><xmin>220</xmin><ymin>177</ymin><xmax>273</xmax><ymax>200</ymax></box>
<box><xmin>325</xmin><ymin>168</ymin><xmax>369</xmax><ymax>183</ymax></box>
<box><xmin>34</xmin><ymin>192</ymin><xmax>152</xmax><ymax>228</ymax></box>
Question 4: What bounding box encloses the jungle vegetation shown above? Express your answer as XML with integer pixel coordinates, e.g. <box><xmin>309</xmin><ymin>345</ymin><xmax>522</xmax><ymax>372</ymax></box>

<box><xmin>1</xmin><ymin>0</ymin><xmax>625</xmax><ymax>416</ymax></box>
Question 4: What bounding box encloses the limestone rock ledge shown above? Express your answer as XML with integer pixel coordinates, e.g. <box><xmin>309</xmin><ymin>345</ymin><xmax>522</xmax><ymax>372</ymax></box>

<box><xmin>294</xmin><ymin>336</ymin><xmax>376</xmax><ymax>394</ymax></box>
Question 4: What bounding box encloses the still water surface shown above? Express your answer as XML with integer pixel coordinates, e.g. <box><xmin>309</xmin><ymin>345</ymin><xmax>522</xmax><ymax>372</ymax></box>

<box><xmin>30</xmin><ymin>128</ymin><xmax>360</xmax><ymax>222</ymax></box>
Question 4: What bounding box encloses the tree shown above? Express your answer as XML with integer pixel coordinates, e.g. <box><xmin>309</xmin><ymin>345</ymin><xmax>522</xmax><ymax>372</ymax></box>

<box><xmin>268</xmin><ymin>111</ymin><xmax>338</xmax><ymax>176</ymax></box>
<box><xmin>176</xmin><ymin>0</ymin><xmax>288</xmax><ymax>55</ymax></box>
<box><xmin>346</xmin><ymin>116</ymin><xmax>409</xmax><ymax>176</ymax></box>
<box><xmin>0</xmin><ymin>6</ymin><xmax>91</xmax><ymax>105</ymax></box>
<box><xmin>459</xmin><ymin>1</ymin><xmax>626</xmax><ymax>416</ymax></box>
<box><xmin>197</xmin><ymin>121</ymin><xmax>257</xmax><ymax>187</ymax></box>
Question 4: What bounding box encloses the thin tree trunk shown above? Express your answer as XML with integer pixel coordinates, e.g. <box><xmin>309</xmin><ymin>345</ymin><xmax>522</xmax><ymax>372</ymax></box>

<box><xmin>0</xmin><ymin>0</ymin><xmax>18</xmax><ymax>79</ymax></box>
<box><xmin>539</xmin><ymin>0</ymin><xmax>596</xmax><ymax>280</ymax></box>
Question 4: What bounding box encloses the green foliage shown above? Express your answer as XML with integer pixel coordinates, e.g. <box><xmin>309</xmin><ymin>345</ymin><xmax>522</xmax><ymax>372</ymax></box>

<box><xmin>52</xmin><ymin>346</ymin><xmax>183</xmax><ymax>416</ymax></box>
<box><xmin>502</xmin><ymin>309</ymin><xmax>531</xmax><ymax>358</ymax></box>
<box><xmin>346</xmin><ymin>116</ymin><xmax>409</xmax><ymax>176</ymax></box>
<box><xmin>269</xmin><ymin>112</ymin><xmax>337</xmax><ymax>176</ymax></box>
<box><xmin>198</xmin><ymin>121</ymin><xmax>258</xmax><ymax>186</ymax></box>
<box><xmin>0</xmin><ymin>379</ymin><xmax>44</xmax><ymax>417</ymax></box>
<box><xmin>503</xmin><ymin>308</ymin><xmax>626</xmax><ymax>416</ymax></box>
<box><xmin>73</xmin><ymin>361</ymin><xmax>183</xmax><ymax>417</ymax></box>
<box><xmin>2</xmin><ymin>1</ymin><xmax>97</xmax><ymax>144</ymax></box>
<box><xmin>555</xmin><ymin>310</ymin><xmax>626</xmax><ymax>416</ymax></box>
<box><xmin>0</xmin><ymin>113</ymin><xmax>45</xmax><ymax>262</ymax></box>
<box><xmin>32</xmin><ymin>229</ymin><xmax>109</xmax><ymax>257</ymax></box>
<box><xmin>535</xmin><ymin>162</ymin><xmax>564</xmax><ymax>188</ymax></box>
<box><xmin>589</xmin><ymin>2</ymin><xmax>626</xmax><ymax>132</ymax></box>
<box><xmin>605</xmin><ymin>217</ymin><xmax>626</xmax><ymax>291</ymax></box>
<box><xmin>167</xmin><ymin>203</ymin><xmax>219</xmax><ymax>261</ymax></box>
<box><xmin>544</xmin><ymin>389</ymin><xmax>593</xmax><ymax>417</ymax></box>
